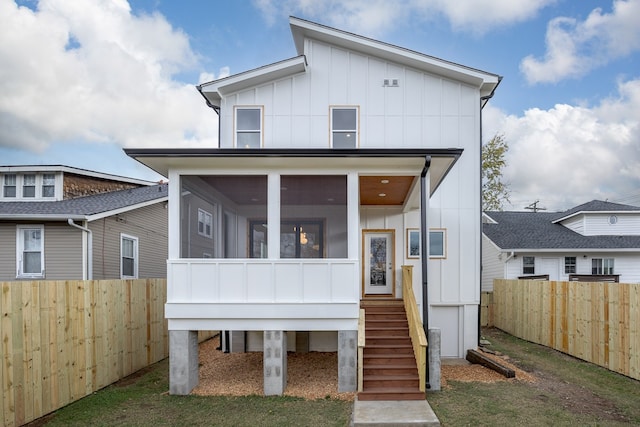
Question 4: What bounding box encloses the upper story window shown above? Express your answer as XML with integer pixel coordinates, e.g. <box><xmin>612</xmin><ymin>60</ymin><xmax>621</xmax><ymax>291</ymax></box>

<box><xmin>331</xmin><ymin>106</ymin><xmax>358</xmax><ymax>148</ymax></box>
<box><xmin>22</xmin><ymin>174</ymin><xmax>36</xmax><ymax>198</ymax></box>
<box><xmin>1</xmin><ymin>172</ymin><xmax>58</xmax><ymax>200</ymax></box>
<box><xmin>522</xmin><ymin>256</ymin><xmax>535</xmax><ymax>274</ymax></box>
<box><xmin>592</xmin><ymin>258</ymin><xmax>614</xmax><ymax>275</ymax></box>
<box><xmin>17</xmin><ymin>225</ymin><xmax>44</xmax><ymax>278</ymax></box>
<box><xmin>42</xmin><ymin>174</ymin><xmax>55</xmax><ymax>197</ymax></box>
<box><xmin>3</xmin><ymin>174</ymin><xmax>16</xmax><ymax>198</ymax></box>
<box><xmin>235</xmin><ymin>106</ymin><xmax>262</xmax><ymax>148</ymax></box>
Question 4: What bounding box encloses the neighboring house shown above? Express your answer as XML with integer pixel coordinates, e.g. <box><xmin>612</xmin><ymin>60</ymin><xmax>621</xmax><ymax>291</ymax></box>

<box><xmin>126</xmin><ymin>16</ymin><xmax>501</xmax><ymax>396</ymax></box>
<box><xmin>0</xmin><ymin>165</ymin><xmax>168</xmax><ymax>281</ymax></box>
<box><xmin>482</xmin><ymin>200</ymin><xmax>640</xmax><ymax>291</ymax></box>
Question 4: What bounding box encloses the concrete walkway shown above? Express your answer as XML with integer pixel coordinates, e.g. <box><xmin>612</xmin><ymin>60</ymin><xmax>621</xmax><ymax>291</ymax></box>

<box><xmin>351</xmin><ymin>399</ymin><xmax>440</xmax><ymax>426</ymax></box>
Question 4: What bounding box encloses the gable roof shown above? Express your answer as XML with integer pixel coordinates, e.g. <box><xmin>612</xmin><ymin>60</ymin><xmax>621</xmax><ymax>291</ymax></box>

<box><xmin>198</xmin><ymin>16</ymin><xmax>501</xmax><ymax>107</ymax></box>
<box><xmin>0</xmin><ymin>184</ymin><xmax>168</xmax><ymax>221</ymax></box>
<box><xmin>551</xmin><ymin>200</ymin><xmax>640</xmax><ymax>223</ymax></box>
<box><xmin>483</xmin><ymin>200</ymin><xmax>640</xmax><ymax>251</ymax></box>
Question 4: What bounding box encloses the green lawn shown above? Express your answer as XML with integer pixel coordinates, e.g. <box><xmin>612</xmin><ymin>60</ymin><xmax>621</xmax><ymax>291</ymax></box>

<box><xmin>29</xmin><ymin>328</ymin><xmax>640</xmax><ymax>427</ymax></box>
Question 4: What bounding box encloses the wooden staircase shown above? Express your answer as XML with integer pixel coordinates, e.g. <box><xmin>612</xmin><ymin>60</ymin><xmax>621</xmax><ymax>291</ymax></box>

<box><xmin>358</xmin><ymin>299</ymin><xmax>425</xmax><ymax>401</ymax></box>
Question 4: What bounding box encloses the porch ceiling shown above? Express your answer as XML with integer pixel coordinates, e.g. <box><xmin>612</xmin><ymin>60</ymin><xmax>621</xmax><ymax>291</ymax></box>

<box><xmin>125</xmin><ymin>148</ymin><xmax>462</xmax><ymax>204</ymax></box>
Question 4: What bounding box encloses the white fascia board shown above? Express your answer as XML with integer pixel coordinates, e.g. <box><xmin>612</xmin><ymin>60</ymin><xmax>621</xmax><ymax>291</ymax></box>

<box><xmin>198</xmin><ymin>55</ymin><xmax>307</xmax><ymax>106</ymax></box>
<box><xmin>0</xmin><ymin>165</ymin><xmax>156</xmax><ymax>186</ymax></box>
<box><xmin>497</xmin><ymin>248</ymin><xmax>640</xmax><ymax>253</ymax></box>
<box><xmin>85</xmin><ymin>196</ymin><xmax>168</xmax><ymax>222</ymax></box>
<box><xmin>289</xmin><ymin>16</ymin><xmax>500</xmax><ymax>91</ymax></box>
<box><xmin>553</xmin><ymin>210</ymin><xmax>640</xmax><ymax>224</ymax></box>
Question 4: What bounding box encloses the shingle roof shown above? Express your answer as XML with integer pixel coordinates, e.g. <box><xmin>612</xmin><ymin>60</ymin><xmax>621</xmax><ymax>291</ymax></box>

<box><xmin>483</xmin><ymin>200</ymin><xmax>640</xmax><ymax>250</ymax></box>
<box><xmin>0</xmin><ymin>184</ymin><xmax>167</xmax><ymax>219</ymax></box>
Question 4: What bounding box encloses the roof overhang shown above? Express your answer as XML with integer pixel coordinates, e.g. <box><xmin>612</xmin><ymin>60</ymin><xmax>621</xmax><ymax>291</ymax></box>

<box><xmin>197</xmin><ymin>56</ymin><xmax>307</xmax><ymax>108</ymax></box>
<box><xmin>289</xmin><ymin>16</ymin><xmax>501</xmax><ymax>100</ymax></box>
<box><xmin>124</xmin><ymin>148</ymin><xmax>461</xmax><ymax>196</ymax></box>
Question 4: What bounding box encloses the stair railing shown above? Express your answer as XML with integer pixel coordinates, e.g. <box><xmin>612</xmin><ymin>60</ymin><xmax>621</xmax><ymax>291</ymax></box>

<box><xmin>401</xmin><ymin>265</ymin><xmax>428</xmax><ymax>391</ymax></box>
<box><xmin>357</xmin><ymin>308</ymin><xmax>365</xmax><ymax>392</ymax></box>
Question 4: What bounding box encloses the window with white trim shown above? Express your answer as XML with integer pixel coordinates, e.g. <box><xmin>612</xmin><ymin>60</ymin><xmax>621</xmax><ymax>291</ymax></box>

<box><xmin>330</xmin><ymin>107</ymin><xmax>358</xmax><ymax>148</ymax></box>
<box><xmin>121</xmin><ymin>234</ymin><xmax>138</xmax><ymax>278</ymax></box>
<box><xmin>17</xmin><ymin>225</ymin><xmax>44</xmax><ymax>278</ymax></box>
<box><xmin>235</xmin><ymin>107</ymin><xmax>262</xmax><ymax>148</ymax></box>
<box><xmin>592</xmin><ymin>258</ymin><xmax>614</xmax><ymax>275</ymax></box>
<box><xmin>42</xmin><ymin>174</ymin><xmax>55</xmax><ymax>198</ymax></box>
<box><xmin>522</xmin><ymin>256</ymin><xmax>535</xmax><ymax>274</ymax></box>
<box><xmin>429</xmin><ymin>229</ymin><xmax>446</xmax><ymax>258</ymax></box>
<box><xmin>22</xmin><ymin>174</ymin><xmax>36</xmax><ymax>198</ymax></box>
<box><xmin>198</xmin><ymin>209</ymin><xmax>213</xmax><ymax>238</ymax></box>
<box><xmin>3</xmin><ymin>174</ymin><xmax>16</xmax><ymax>198</ymax></box>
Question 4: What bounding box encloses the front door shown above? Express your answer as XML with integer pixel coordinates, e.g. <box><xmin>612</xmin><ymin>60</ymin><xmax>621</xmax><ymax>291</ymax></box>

<box><xmin>362</xmin><ymin>230</ymin><xmax>395</xmax><ymax>297</ymax></box>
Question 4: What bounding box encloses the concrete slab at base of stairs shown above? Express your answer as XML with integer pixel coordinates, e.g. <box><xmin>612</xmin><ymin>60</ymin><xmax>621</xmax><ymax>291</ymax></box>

<box><xmin>351</xmin><ymin>399</ymin><xmax>440</xmax><ymax>427</ymax></box>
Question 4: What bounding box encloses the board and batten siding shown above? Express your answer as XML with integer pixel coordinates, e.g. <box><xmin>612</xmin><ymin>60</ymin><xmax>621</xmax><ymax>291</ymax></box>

<box><xmin>90</xmin><ymin>203</ymin><xmax>168</xmax><ymax>279</ymax></box>
<box><xmin>0</xmin><ymin>222</ymin><xmax>83</xmax><ymax>281</ymax></box>
<box><xmin>219</xmin><ymin>39</ymin><xmax>479</xmax><ymax>151</ymax></box>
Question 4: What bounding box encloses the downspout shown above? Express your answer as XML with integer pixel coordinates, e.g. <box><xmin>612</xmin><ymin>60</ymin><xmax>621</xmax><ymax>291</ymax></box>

<box><xmin>478</xmin><ymin>87</ymin><xmax>498</xmax><ymax>344</ymax></box>
<box><xmin>420</xmin><ymin>156</ymin><xmax>431</xmax><ymax>389</ymax></box>
<box><xmin>68</xmin><ymin>219</ymin><xmax>92</xmax><ymax>280</ymax></box>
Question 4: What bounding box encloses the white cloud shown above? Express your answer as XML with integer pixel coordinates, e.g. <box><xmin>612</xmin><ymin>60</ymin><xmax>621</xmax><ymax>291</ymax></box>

<box><xmin>0</xmin><ymin>0</ymin><xmax>218</xmax><ymax>152</ymax></box>
<box><xmin>521</xmin><ymin>0</ymin><xmax>640</xmax><ymax>84</ymax></box>
<box><xmin>253</xmin><ymin>0</ymin><xmax>554</xmax><ymax>37</ymax></box>
<box><xmin>483</xmin><ymin>77</ymin><xmax>640</xmax><ymax>211</ymax></box>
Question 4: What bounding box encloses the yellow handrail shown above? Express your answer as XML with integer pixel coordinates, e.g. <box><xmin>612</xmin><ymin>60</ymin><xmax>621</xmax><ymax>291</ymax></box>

<box><xmin>357</xmin><ymin>308</ymin><xmax>365</xmax><ymax>392</ymax></box>
<box><xmin>402</xmin><ymin>265</ymin><xmax>428</xmax><ymax>392</ymax></box>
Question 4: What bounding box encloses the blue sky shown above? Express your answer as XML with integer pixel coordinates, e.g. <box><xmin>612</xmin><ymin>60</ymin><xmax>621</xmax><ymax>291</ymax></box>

<box><xmin>1</xmin><ymin>0</ymin><xmax>639</xmax><ymax>210</ymax></box>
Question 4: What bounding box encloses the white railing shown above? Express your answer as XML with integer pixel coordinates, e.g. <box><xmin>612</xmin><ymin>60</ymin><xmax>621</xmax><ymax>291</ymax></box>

<box><xmin>165</xmin><ymin>258</ymin><xmax>360</xmax><ymax>331</ymax></box>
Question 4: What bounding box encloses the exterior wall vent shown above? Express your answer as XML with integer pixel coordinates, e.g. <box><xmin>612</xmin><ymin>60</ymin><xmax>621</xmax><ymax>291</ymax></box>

<box><xmin>383</xmin><ymin>79</ymin><xmax>399</xmax><ymax>87</ymax></box>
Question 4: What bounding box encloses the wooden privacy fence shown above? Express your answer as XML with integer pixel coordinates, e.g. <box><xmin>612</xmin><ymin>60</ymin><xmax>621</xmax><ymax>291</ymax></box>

<box><xmin>2</xmin><ymin>279</ymin><xmax>169</xmax><ymax>427</ymax></box>
<box><xmin>493</xmin><ymin>279</ymin><xmax>640</xmax><ymax>381</ymax></box>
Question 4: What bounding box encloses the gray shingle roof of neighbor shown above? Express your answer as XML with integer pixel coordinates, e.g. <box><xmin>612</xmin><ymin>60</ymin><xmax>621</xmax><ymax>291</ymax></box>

<box><xmin>483</xmin><ymin>200</ymin><xmax>640</xmax><ymax>250</ymax></box>
<box><xmin>0</xmin><ymin>184</ymin><xmax>168</xmax><ymax>219</ymax></box>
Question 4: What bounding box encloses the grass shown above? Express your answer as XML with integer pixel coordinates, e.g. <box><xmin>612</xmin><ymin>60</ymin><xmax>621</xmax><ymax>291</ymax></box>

<box><xmin>30</xmin><ymin>328</ymin><xmax>640</xmax><ymax>427</ymax></box>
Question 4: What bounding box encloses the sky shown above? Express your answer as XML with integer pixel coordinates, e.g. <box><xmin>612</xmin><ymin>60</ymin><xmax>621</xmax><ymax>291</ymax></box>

<box><xmin>0</xmin><ymin>0</ymin><xmax>639</xmax><ymax>211</ymax></box>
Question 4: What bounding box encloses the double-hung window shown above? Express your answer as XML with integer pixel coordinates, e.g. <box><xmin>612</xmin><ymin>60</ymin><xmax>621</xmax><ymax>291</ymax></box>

<box><xmin>564</xmin><ymin>256</ymin><xmax>576</xmax><ymax>274</ymax></box>
<box><xmin>592</xmin><ymin>258</ymin><xmax>614</xmax><ymax>275</ymax></box>
<box><xmin>22</xmin><ymin>174</ymin><xmax>36</xmax><ymax>198</ymax></box>
<box><xmin>17</xmin><ymin>225</ymin><xmax>44</xmax><ymax>278</ymax></box>
<box><xmin>3</xmin><ymin>174</ymin><xmax>16</xmax><ymax>198</ymax></box>
<box><xmin>522</xmin><ymin>256</ymin><xmax>535</xmax><ymax>274</ymax></box>
<box><xmin>235</xmin><ymin>107</ymin><xmax>262</xmax><ymax>148</ymax></box>
<box><xmin>42</xmin><ymin>174</ymin><xmax>55</xmax><ymax>198</ymax></box>
<box><xmin>121</xmin><ymin>234</ymin><xmax>138</xmax><ymax>278</ymax></box>
<box><xmin>330</xmin><ymin>107</ymin><xmax>358</xmax><ymax>148</ymax></box>
<box><xmin>198</xmin><ymin>209</ymin><xmax>213</xmax><ymax>238</ymax></box>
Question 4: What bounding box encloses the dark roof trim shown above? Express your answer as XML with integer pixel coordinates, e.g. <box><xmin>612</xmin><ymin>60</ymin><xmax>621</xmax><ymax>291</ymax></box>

<box><xmin>124</xmin><ymin>147</ymin><xmax>463</xmax><ymax>159</ymax></box>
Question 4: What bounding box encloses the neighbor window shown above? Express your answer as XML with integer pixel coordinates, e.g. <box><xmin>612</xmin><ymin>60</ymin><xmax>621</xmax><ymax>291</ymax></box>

<box><xmin>42</xmin><ymin>174</ymin><xmax>55</xmax><ymax>197</ymax></box>
<box><xmin>429</xmin><ymin>229</ymin><xmax>446</xmax><ymax>258</ymax></box>
<box><xmin>331</xmin><ymin>107</ymin><xmax>358</xmax><ymax>148</ymax></box>
<box><xmin>3</xmin><ymin>174</ymin><xmax>16</xmax><ymax>198</ymax></box>
<box><xmin>564</xmin><ymin>256</ymin><xmax>576</xmax><ymax>274</ymax></box>
<box><xmin>198</xmin><ymin>209</ymin><xmax>213</xmax><ymax>238</ymax></box>
<box><xmin>592</xmin><ymin>258</ymin><xmax>614</xmax><ymax>275</ymax></box>
<box><xmin>522</xmin><ymin>256</ymin><xmax>535</xmax><ymax>274</ymax></box>
<box><xmin>121</xmin><ymin>234</ymin><xmax>138</xmax><ymax>278</ymax></box>
<box><xmin>235</xmin><ymin>107</ymin><xmax>262</xmax><ymax>148</ymax></box>
<box><xmin>22</xmin><ymin>174</ymin><xmax>36</xmax><ymax>198</ymax></box>
<box><xmin>17</xmin><ymin>225</ymin><xmax>44</xmax><ymax>278</ymax></box>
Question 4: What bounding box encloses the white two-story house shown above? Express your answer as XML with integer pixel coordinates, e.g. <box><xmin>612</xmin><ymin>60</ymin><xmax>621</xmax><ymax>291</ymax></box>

<box><xmin>126</xmin><ymin>16</ymin><xmax>500</xmax><ymax>397</ymax></box>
